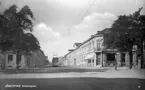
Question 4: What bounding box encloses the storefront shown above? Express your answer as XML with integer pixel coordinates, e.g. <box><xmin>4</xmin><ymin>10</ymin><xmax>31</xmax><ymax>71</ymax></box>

<box><xmin>84</xmin><ymin>53</ymin><xmax>95</xmax><ymax>67</ymax></box>
<box><xmin>106</xmin><ymin>53</ymin><xmax>115</xmax><ymax>66</ymax></box>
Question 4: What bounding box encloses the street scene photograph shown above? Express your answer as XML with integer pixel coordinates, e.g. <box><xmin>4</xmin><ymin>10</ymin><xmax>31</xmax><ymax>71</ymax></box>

<box><xmin>0</xmin><ymin>0</ymin><xmax>145</xmax><ymax>90</ymax></box>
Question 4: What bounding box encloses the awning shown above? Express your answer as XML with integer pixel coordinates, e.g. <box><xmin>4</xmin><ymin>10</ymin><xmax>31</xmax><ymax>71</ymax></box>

<box><xmin>85</xmin><ymin>53</ymin><xmax>94</xmax><ymax>60</ymax></box>
<box><xmin>78</xmin><ymin>61</ymin><xmax>86</xmax><ymax>65</ymax></box>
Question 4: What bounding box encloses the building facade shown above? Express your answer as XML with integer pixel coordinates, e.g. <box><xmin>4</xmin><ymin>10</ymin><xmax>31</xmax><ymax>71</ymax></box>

<box><xmin>0</xmin><ymin>51</ymin><xmax>26</xmax><ymax>69</ymax></box>
<box><xmin>64</xmin><ymin>34</ymin><xmax>144</xmax><ymax>68</ymax></box>
<box><xmin>0</xmin><ymin>50</ymin><xmax>47</xmax><ymax>69</ymax></box>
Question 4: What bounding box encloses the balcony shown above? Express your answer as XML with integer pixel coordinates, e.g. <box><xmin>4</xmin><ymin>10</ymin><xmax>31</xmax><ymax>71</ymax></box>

<box><xmin>94</xmin><ymin>48</ymin><xmax>102</xmax><ymax>52</ymax></box>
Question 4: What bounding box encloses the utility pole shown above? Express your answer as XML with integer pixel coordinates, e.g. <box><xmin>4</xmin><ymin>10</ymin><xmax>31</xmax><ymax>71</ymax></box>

<box><xmin>68</xmin><ymin>29</ymin><xmax>70</xmax><ymax>36</ymax></box>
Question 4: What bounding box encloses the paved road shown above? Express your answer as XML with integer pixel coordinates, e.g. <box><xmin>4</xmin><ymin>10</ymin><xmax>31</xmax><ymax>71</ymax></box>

<box><xmin>0</xmin><ymin>66</ymin><xmax>108</xmax><ymax>74</ymax></box>
<box><xmin>0</xmin><ymin>66</ymin><xmax>145</xmax><ymax>79</ymax></box>
<box><xmin>0</xmin><ymin>66</ymin><xmax>145</xmax><ymax>90</ymax></box>
<box><xmin>0</xmin><ymin>78</ymin><xmax>145</xmax><ymax>90</ymax></box>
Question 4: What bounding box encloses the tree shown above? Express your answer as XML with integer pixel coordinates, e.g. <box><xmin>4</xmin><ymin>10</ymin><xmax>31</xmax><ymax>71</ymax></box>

<box><xmin>21</xmin><ymin>33</ymin><xmax>40</xmax><ymax>53</ymax></box>
<box><xmin>0</xmin><ymin>4</ymin><xmax>40</xmax><ymax>69</ymax></box>
<box><xmin>103</xmin><ymin>8</ymin><xmax>145</xmax><ymax>69</ymax></box>
<box><xmin>130</xmin><ymin>8</ymin><xmax>145</xmax><ymax>68</ymax></box>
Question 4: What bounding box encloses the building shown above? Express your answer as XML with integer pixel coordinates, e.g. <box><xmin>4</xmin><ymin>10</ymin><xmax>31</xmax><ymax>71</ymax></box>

<box><xmin>58</xmin><ymin>56</ymin><xmax>65</xmax><ymax>66</ymax></box>
<box><xmin>73</xmin><ymin>43</ymin><xmax>82</xmax><ymax>49</ymax></box>
<box><xmin>0</xmin><ymin>49</ymin><xmax>47</xmax><ymax>69</ymax></box>
<box><xmin>25</xmin><ymin>50</ymin><xmax>47</xmax><ymax>68</ymax></box>
<box><xmin>0</xmin><ymin>51</ymin><xmax>27</xmax><ymax>69</ymax></box>
<box><xmin>64</xmin><ymin>31</ymin><xmax>145</xmax><ymax>68</ymax></box>
<box><xmin>64</xmin><ymin>34</ymin><xmax>105</xmax><ymax>67</ymax></box>
<box><xmin>63</xmin><ymin>52</ymin><xmax>70</xmax><ymax>66</ymax></box>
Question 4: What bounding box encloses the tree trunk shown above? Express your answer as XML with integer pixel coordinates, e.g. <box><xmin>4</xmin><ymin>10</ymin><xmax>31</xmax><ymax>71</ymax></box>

<box><xmin>16</xmin><ymin>50</ymin><xmax>19</xmax><ymax>69</ymax></box>
<box><xmin>16</xmin><ymin>27</ymin><xmax>21</xmax><ymax>70</ymax></box>
<box><xmin>140</xmin><ymin>40</ymin><xmax>144</xmax><ymax>68</ymax></box>
<box><xmin>143</xmin><ymin>41</ymin><xmax>145</xmax><ymax>68</ymax></box>
<box><xmin>115</xmin><ymin>53</ymin><xmax>118</xmax><ymax>70</ymax></box>
<box><xmin>16</xmin><ymin>50</ymin><xmax>20</xmax><ymax>69</ymax></box>
<box><xmin>129</xmin><ymin>50</ymin><xmax>133</xmax><ymax>69</ymax></box>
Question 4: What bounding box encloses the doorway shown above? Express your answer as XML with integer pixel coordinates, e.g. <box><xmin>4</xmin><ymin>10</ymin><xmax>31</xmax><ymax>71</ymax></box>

<box><xmin>107</xmin><ymin>53</ymin><xmax>115</xmax><ymax>66</ymax></box>
<box><xmin>122</xmin><ymin>53</ymin><xmax>125</xmax><ymax>66</ymax></box>
<box><xmin>96</xmin><ymin>53</ymin><xmax>101</xmax><ymax>65</ymax></box>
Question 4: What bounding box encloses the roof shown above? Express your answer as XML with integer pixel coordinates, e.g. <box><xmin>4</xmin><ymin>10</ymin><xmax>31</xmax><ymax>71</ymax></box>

<box><xmin>64</xmin><ymin>52</ymin><xmax>71</xmax><ymax>57</ymax></box>
<box><xmin>68</xmin><ymin>49</ymin><xmax>74</xmax><ymax>52</ymax></box>
<box><xmin>64</xmin><ymin>29</ymin><xmax>105</xmax><ymax>57</ymax></box>
<box><xmin>74</xmin><ymin>43</ymin><xmax>82</xmax><ymax>47</ymax></box>
<box><xmin>96</xmin><ymin>28</ymin><xmax>111</xmax><ymax>35</ymax></box>
<box><xmin>79</xmin><ymin>34</ymin><xmax>103</xmax><ymax>48</ymax></box>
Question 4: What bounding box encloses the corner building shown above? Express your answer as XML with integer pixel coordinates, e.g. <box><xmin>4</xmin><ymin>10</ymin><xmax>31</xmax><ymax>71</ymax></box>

<box><xmin>64</xmin><ymin>33</ymin><xmax>144</xmax><ymax>68</ymax></box>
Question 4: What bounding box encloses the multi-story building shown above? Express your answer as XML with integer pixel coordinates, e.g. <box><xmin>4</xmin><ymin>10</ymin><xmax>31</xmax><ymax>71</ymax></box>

<box><xmin>64</xmin><ymin>31</ymin><xmax>145</xmax><ymax>68</ymax></box>
<box><xmin>64</xmin><ymin>34</ymin><xmax>106</xmax><ymax>67</ymax></box>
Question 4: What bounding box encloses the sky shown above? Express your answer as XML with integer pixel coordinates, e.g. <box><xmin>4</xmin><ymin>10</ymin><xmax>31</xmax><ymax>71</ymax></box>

<box><xmin>0</xmin><ymin>0</ymin><xmax>145</xmax><ymax>61</ymax></box>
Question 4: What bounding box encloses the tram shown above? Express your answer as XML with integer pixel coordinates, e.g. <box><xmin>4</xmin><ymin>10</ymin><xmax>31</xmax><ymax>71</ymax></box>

<box><xmin>52</xmin><ymin>57</ymin><xmax>60</xmax><ymax>67</ymax></box>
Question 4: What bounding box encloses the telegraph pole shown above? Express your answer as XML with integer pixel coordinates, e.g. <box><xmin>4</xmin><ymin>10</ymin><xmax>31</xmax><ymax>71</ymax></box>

<box><xmin>68</xmin><ymin>29</ymin><xmax>70</xmax><ymax>36</ymax></box>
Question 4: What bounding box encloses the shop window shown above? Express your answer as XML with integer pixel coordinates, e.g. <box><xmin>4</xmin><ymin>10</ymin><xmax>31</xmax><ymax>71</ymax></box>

<box><xmin>88</xmin><ymin>59</ymin><xmax>91</xmax><ymax>63</ymax></box>
<box><xmin>92</xmin><ymin>59</ymin><xmax>94</xmax><ymax>63</ymax></box>
<box><xmin>107</xmin><ymin>54</ymin><xmax>115</xmax><ymax>61</ymax></box>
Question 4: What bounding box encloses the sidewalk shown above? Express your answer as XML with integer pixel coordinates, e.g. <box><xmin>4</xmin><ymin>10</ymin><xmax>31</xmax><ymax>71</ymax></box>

<box><xmin>74</xmin><ymin>66</ymin><xmax>129</xmax><ymax>70</ymax></box>
<box><xmin>0</xmin><ymin>64</ymin><xmax>51</xmax><ymax>72</ymax></box>
<box><xmin>97</xmin><ymin>68</ymin><xmax>145</xmax><ymax>79</ymax></box>
<box><xmin>0</xmin><ymin>67</ymin><xmax>44</xmax><ymax>74</ymax></box>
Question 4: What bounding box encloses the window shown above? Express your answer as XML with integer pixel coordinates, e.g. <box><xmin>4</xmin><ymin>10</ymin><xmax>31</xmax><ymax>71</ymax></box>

<box><xmin>107</xmin><ymin>54</ymin><xmax>115</xmax><ymax>61</ymax></box>
<box><xmin>88</xmin><ymin>59</ymin><xmax>91</xmax><ymax>63</ymax></box>
<box><xmin>8</xmin><ymin>55</ymin><xmax>13</xmax><ymax>62</ymax></box>
<box><xmin>94</xmin><ymin>39</ymin><xmax>96</xmax><ymax>48</ymax></box>
<box><xmin>92</xmin><ymin>59</ymin><xmax>94</xmax><ymax>63</ymax></box>
<box><xmin>97</xmin><ymin>39</ymin><xmax>102</xmax><ymax>49</ymax></box>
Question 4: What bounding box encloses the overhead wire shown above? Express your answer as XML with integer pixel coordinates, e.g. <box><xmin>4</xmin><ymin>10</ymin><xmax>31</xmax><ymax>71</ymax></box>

<box><xmin>68</xmin><ymin>0</ymin><xmax>96</xmax><ymax>36</ymax></box>
<box><xmin>80</xmin><ymin>0</ymin><xmax>96</xmax><ymax>22</ymax></box>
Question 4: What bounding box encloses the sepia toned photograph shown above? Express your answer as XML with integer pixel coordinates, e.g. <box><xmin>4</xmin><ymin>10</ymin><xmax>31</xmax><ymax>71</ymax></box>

<box><xmin>0</xmin><ymin>0</ymin><xmax>145</xmax><ymax>90</ymax></box>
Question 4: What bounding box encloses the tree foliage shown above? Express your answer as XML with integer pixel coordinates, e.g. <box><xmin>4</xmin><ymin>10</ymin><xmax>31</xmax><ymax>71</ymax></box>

<box><xmin>0</xmin><ymin>4</ymin><xmax>40</xmax><ymax>69</ymax></box>
<box><xmin>0</xmin><ymin>4</ymin><xmax>40</xmax><ymax>53</ymax></box>
<box><xmin>103</xmin><ymin>8</ymin><xmax>145</xmax><ymax>51</ymax></box>
<box><xmin>102</xmin><ymin>8</ymin><xmax>145</xmax><ymax>68</ymax></box>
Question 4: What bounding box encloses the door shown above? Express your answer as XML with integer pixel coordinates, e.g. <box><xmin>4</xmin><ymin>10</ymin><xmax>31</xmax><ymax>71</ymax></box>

<box><xmin>7</xmin><ymin>54</ymin><xmax>14</xmax><ymax>68</ymax></box>
<box><xmin>122</xmin><ymin>53</ymin><xmax>125</xmax><ymax>66</ymax></box>
<box><xmin>96</xmin><ymin>53</ymin><xmax>99</xmax><ymax>65</ymax></box>
<box><xmin>16</xmin><ymin>54</ymin><xmax>21</xmax><ymax>67</ymax></box>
